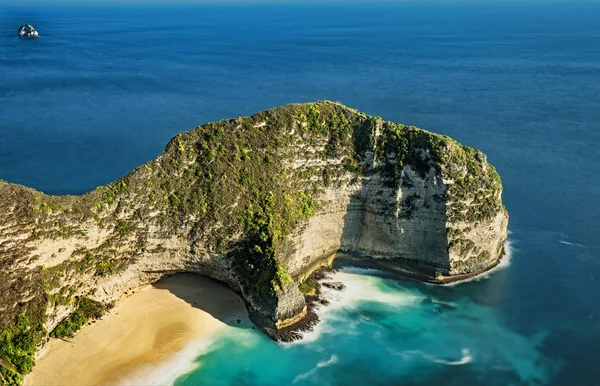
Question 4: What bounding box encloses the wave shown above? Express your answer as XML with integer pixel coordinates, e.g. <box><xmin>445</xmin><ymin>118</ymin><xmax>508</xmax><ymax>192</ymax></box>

<box><xmin>287</xmin><ymin>269</ymin><xmax>423</xmax><ymax>345</ymax></box>
<box><xmin>318</xmin><ymin>354</ymin><xmax>339</xmax><ymax>368</ymax></box>
<box><xmin>335</xmin><ymin>266</ymin><xmax>385</xmax><ymax>276</ymax></box>
<box><xmin>389</xmin><ymin>348</ymin><xmax>473</xmax><ymax>366</ymax></box>
<box><xmin>290</xmin><ymin>240</ymin><xmax>514</xmax><ymax>345</ymax></box>
<box><xmin>426</xmin><ymin>348</ymin><xmax>473</xmax><ymax>365</ymax></box>
<box><xmin>430</xmin><ymin>299</ymin><xmax>458</xmax><ymax>308</ymax></box>
<box><xmin>116</xmin><ymin>330</ymin><xmax>224</xmax><ymax>386</ymax></box>
<box><xmin>559</xmin><ymin>240</ymin><xmax>587</xmax><ymax>248</ymax></box>
<box><xmin>293</xmin><ymin>354</ymin><xmax>339</xmax><ymax>383</ymax></box>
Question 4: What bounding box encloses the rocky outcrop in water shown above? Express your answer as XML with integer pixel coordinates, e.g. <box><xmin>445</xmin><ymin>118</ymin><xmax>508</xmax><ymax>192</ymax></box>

<box><xmin>322</xmin><ymin>282</ymin><xmax>346</xmax><ymax>291</ymax></box>
<box><xmin>18</xmin><ymin>24</ymin><xmax>38</xmax><ymax>38</ymax></box>
<box><xmin>0</xmin><ymin>101</ymin><xmax>507</xmax><ymax>384</ymax></box>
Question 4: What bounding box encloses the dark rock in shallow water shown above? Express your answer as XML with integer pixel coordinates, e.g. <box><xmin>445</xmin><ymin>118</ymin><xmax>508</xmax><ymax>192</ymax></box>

<box><xmin>18</xmin><ymin>24</ymin><xmax>38</xmax><ymax>38</ymax></box>
<box><xmin>322</xmin><ymin>282</ymin><xmax>346</xmax><ymax>291</ymax></box>
<box><xmin>312</xmin><ymin>268</ymin><xmax>335</xmax><ymax>281</ymax></box>
<box><xmin>274</xmin><ymin>305</ymin><xmax>320</xmax><ymax>342</ymax></box>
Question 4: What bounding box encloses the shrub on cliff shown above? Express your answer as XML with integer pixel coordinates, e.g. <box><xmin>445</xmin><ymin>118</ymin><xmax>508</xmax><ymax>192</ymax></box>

<box><xmin>50</xmin><ymin>298</ymin><xmax>106</xmax><ymax>339</ymax></box>
<box><xmin>0</xmin><ymin>314</ymin><xmax>43</xmax><ymax>384</ymax></box>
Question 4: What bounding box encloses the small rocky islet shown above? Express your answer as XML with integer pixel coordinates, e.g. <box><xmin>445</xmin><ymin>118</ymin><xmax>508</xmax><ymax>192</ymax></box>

<box><xmin>17</xmin><ymin>24</ymin><xmax>38</xmax><ymax>38</ymax></box>
<box><xmin>0</xmin><ymin>101</ymin><xmax>508</xmax><ymax>384</ymax></box>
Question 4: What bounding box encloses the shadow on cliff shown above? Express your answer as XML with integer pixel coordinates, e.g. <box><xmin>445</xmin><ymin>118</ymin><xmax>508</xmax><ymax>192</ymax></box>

<box><xmin>332</xmin><ymin>122</ymin><xmax>447</xmax><ymax>281</ymax></box>
<box><xmin>149</xmin><ymin>272</ymin><xmax>253</xmax><ymax>330</ymax></box>
<box><xmin>335</xmin><ymin>183</ymin><xmax>446</xmax><ymax>281</ymax></box>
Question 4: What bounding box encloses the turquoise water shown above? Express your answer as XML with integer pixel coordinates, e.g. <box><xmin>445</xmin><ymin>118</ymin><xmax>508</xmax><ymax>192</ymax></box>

<box><xmin>175</xmin><ymin>265</ymin><xmax>554</xmax><ymax>386</ymax></box>
<box><xmin>2</xmin><ymin>2</ymin><xmax>599</xmax><ymax>385</ymax></box>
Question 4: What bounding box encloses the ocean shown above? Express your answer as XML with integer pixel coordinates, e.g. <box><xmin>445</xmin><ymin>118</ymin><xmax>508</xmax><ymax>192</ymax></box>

<box><xmin>1</xmin><ymin>2</ymin><xmax>599</xmax><ymax>385</ymax></box>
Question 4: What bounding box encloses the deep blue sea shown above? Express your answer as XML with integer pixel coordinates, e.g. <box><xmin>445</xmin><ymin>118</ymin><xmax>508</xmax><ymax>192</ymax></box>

<box><xmin>1</xmin><ymin>2</ymin><xmax>599</xmax><ymax>385</ymax></box>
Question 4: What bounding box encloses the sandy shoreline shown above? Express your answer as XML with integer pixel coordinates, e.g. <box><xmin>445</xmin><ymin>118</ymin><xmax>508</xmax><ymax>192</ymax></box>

<box><xmin>25</xmin><ymin>274</ymin><xmax>248</xmax><ymax>386</ymax></box>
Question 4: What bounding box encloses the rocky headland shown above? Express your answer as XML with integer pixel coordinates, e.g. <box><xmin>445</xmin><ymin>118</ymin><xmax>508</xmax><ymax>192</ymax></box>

<box><xmin>0</xmin><ymin>101</ymin><xmax>508</xmax><ymax>384</ymax></box>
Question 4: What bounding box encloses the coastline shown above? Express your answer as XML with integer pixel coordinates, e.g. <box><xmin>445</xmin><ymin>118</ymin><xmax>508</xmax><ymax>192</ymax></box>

<box><xmin>330</xmin><ymin>242</ymin><xmax>509</xmax><ymax>286</ymax></box>
<box><xmin>25</xmin><ymin>273</ymin><xmax>248</xmax><ymax>386</ymax></box>
<box><xmin>278</xmin><ymin>241</ymin><xmax>512</xmax><ymax>339</ymax></box>
<box><xmin>24</xmin><ymin>243</ymin><xmax>511</xmax><ymax>385</ymax></box>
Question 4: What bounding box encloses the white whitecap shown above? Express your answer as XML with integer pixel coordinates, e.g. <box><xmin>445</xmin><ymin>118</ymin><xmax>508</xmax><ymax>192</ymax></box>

<box><xmin>116</xmin><ymin>326</ymin><xmax>256</xmax><ymax>386</ymax></box>
<box><xmin>293</xmin><ymin>367</ymin><xmax>318</xmax><ymax>383</ymax></box>
<box><xmin>287</xmin><ymin>269</ymin><xmax>423</xmax><ymax>345</ymax></box>
<box><xmin>425</xmin><ymin>348</ymin><xmax>473</xmax><ymax>365</ymax></box>
<box><xmin>430</xmin><ymin>299</ymin><xmax>458</xmax><ymax>307</ymax></box>
<box><xmin>559</xmin><ymin>240</ymin><xmax>587</xmax><ymax>248</ymax></box>
<box><xmin>389</xmin><ymin>348</ymin><xmax>472</xmax><ymax>366</ymax></box>
<box><xmin>317</xmin><ymin>354</ymin><xmax>339</xmax><ymax>368</ymax></box>
<box><xmin>293</xmin><ymin>354</ymin><xmax>339</xmax><ymax>383</ymax></box>
<box><xmin>116</xmin><ymin>335</ymin><xmax>218</xmax><ymax>386</ymax></box>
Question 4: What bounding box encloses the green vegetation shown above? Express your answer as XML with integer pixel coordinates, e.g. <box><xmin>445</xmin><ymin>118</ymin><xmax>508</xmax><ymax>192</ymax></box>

<box><xmin>144</xmin><ymin>102</ymin><xmax>363</xmax><ymax>304</ymax></box>
<box><xmin>50</xmin><ymin>298</ymin><xmax>106</xmax><ymax>339</ymax></box>
<box><xmin>0</xmin><ymin>314</ymin><xmax>44</xmax><ymax>385</ymax></box>
<box><xmin>448</xmin><ymin>237</ymin><xmax>476</xmax><ymax>255</ymax></box>
<box><xmin>232</xmin><ymin>192</ymin><xmax>295</xmax><ymax>299</ymax></box>
<box><xmin>114</xmin><ymin>220</ymin><xmax>134</xmax><ymax>236</ymax></box>
<box><xmin>440</xmin><ymin>145</ymin><xmax>504</xmax><ymax>223</ymax></box>
<box><xmin>177</xmin><ymin>138</ymin><xmax>185</xmax><ymax>154</ymax></box>
<box><xmin>298</xmin><ymin>278</ymin><xmax>319</xmax><ymax>296</ymax></box>
<box><xmin>31</xmin><ymin>196</ymin><xmax>68</xmax><ymax>215</ymax></box>
<box><xmin>374</xmin><ymin>122</ymin><xmax>503</xmax><ymax>223</ymax></box>
<box><xmin>101</xmin><ymin>188</ymin><xmax>116</xmax><ymax>205</ymax></box>
<box><xmin>375</xmin><ymin>123</ymin><xmax>447</xmax><ymax>185</ymax></box>
<box><xmin>95</xmin><ymin>257</ymin><xmax>120</xmax><ymax>277</ymax></box>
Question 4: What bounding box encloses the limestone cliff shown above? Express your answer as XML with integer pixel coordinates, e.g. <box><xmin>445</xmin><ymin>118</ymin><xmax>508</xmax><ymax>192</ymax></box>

<box><xmin>0</xmin><ymin>101</ymin><xmax>507</xmax><ymax>384</ymax></box>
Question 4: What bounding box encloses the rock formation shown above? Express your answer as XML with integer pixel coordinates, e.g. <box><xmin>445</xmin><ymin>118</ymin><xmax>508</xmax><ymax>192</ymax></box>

<box><xmin>17</xmin><ymin>24</ymin><xmax>38</xmax><ymax>38</ymax></box>
<box><xmin>0</xmin><ymin>101</ymin><xmax>508</xmax><ymax>384</ymax></box>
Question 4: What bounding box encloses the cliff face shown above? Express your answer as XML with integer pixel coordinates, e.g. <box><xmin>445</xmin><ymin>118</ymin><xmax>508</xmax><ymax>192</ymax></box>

<box><xmin>279</xmin><ymin>111</ymin><xmax>508</xmax><ymax>280</ymax></box>
<box><xmin>0</xmin><ymin>101</ymin><xmax>507</xmax><ymax>384</ymax></box>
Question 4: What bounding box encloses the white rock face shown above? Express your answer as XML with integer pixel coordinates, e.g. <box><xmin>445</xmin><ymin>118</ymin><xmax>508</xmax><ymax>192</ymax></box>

<box><xmin>448</xmin><ymin>210</ymin><xmax>508</xmax><ymax>275</ymax></box>
<box><xmin>282</xmin><ymin>161</ymin><xmax>507</xmax><ymax>280</ymax></box>
<box><xmin>352</xmin><ymin>168</ymin><xmax>449</xmax><ymax>266</ymax></box>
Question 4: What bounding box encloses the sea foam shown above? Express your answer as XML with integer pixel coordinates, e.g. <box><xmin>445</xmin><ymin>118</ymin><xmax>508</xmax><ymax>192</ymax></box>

<box><xmin>117</xmin><ymin>330</ymin><xmax>224</xmax><ymax>386</ymax></box>
<box><xmin>440</xmin><ymin>239</ymin><xmax>514</xmax><ymax>287</ymax></box>
<box><xmin>559</xmin><ymin>240</ymin><xmax>587</xmax><ymax>248</ymax></box>
<box><xmin>287</xmin><ymin>268</ymin><xmax>423</xmax><ymax>345</ymax></box>
<box><xmin>292</xmin><ymin>354</ymin><xmax>339</xmax><ymax>383</ymax></box>
<box><xmin>389</xmin><ymin>348</ymin><xmax>473</xmax><ymax>366</ymax></box>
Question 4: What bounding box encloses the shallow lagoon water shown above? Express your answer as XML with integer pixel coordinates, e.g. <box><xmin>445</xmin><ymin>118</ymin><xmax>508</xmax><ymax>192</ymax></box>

<box><xmin>1</xmin><ymin>2</ymin><xmax>599</xmax><ymax>385</ymax></box>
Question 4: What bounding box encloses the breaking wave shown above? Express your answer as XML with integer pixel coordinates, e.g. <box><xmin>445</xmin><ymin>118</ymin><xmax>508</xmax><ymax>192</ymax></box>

<box><xmin>559</xmin><ymin>240</ymin><xmax>587</xmax><ymax>248</ymax></box>
<box><xmin>441</xmin><ymin>239</ymin><xmax>514</xmax><ymax>287</ymax></box>
<box><xmin>293</xmin><ymin>354</ymin><xmax>339</xmax><ymax>383</ymax></box>
<box><xmin>390</xmin><ymin>348</ymin><xmax>473</xmax><ymax>366</ymax></box>
<box><xmin>288</xmin><ymin>268</ymin><xmax>423</xmax><ymax>345</ymax></box>
<box><xmin>118</xmin><ymin>333</ymin><xmax>223</xmax><ymax>386</ymax></box>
